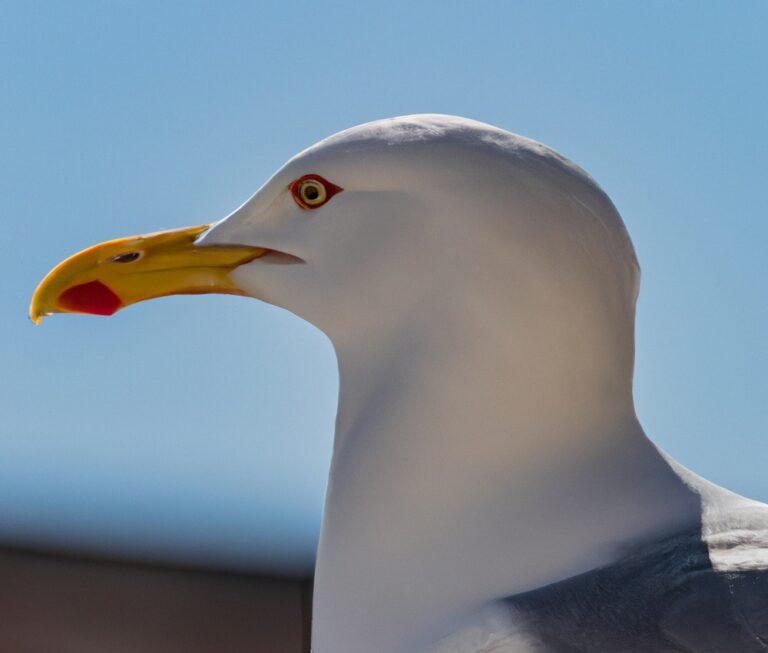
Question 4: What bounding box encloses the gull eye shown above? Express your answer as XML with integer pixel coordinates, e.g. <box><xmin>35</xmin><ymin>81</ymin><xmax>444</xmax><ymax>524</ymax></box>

<box><xmin>299</xmin><ymin>179</ymin><xmax>326</xmax><ymax>206</ymax></box>
<box><xmin>289</xmin><ymin>174</ymin><xmax>343</xmax><ymax>210</ymax></box>
<box><xmin>110</xmin><ymin>251</ymin><xmax>143</xmax><ymax>263</ymax></box>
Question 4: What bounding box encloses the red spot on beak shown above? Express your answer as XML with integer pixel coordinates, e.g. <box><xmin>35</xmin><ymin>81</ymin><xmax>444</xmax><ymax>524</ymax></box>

<box><xmin>58</xmin><ymin>280</ymin><xmax>123</xmax><ymax>316</ymax></box>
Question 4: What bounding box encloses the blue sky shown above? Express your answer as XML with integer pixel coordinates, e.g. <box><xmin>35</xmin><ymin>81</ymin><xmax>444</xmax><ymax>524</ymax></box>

<box><xmin>1</xmin><ymin>2</ymin><xmax>765</xmax><ymax>574</ymax></box>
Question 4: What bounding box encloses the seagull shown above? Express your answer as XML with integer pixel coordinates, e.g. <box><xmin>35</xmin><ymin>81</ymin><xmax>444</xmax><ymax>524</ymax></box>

<box><xmin>30</xmin><ymin>115</ymin><xmax>768</xmax><ymax>653</ymax></box>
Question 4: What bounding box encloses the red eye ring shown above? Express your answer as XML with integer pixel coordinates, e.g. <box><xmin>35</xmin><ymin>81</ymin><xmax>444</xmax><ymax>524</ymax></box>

<box><xmin>289</xmin><ymin>174</ymin><xmax>343</xmax><ymax>210</ymax></box>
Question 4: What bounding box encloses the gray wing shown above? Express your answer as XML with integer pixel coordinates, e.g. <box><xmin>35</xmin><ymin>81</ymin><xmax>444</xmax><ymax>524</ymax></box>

<box><xmin>669</xmin><ymin>498</ymin><xmax>768</xmax><ymax>651</ymax></box>
<box><xmin>659</xmin><ymin>561</ymin><xmax>768</xmax><ymax>652</ymax></box>
<box><xmin>507</xmin><ymin>525</ymin><xmax>768</xmax><ymax>653</ymax></box>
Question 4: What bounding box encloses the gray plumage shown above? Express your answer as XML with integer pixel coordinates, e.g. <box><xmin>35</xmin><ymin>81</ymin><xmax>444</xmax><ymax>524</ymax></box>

<box><xmin>510</xmin><ymin>497</ymin><xmax>768</xmax><ymax>652</ymax></box>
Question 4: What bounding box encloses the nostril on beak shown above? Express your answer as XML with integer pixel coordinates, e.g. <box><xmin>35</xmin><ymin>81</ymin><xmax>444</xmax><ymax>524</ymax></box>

<box><xmin>110</xmin><ymin>251</ymin><xmax>143</xmax><ymax>264</ymax></box>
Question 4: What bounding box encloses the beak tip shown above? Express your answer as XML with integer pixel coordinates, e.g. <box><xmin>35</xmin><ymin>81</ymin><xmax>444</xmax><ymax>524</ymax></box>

<box><xmin>29</xmin><ymin>307</ymin><xmax>45</xmax><ymax>325</ymax></box>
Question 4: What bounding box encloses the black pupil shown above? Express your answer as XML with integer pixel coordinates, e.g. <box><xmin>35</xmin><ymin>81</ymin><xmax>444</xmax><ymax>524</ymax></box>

<box><xmin>113</xmin><ymin>251</ymin><xmax>141</xmax><ymax>263</ymax></box>
<box><xmin>304</xmin><ymin>184</ymin><xmax>320</xmax><ymax>201</ymax></box>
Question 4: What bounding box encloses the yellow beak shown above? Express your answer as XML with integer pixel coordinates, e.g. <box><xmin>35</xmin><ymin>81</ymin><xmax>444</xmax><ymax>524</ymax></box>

<box><xmin>30</xmin><ymin>224</ymin><xmax>267</xmax><ymax>324</ymax></box>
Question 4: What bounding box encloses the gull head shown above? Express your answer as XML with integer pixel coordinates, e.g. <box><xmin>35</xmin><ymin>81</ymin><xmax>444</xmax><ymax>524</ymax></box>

<box><xmin>31</xmin><ymin>114</ymin><xmax>639</xmax><ymax>410</ymax></box>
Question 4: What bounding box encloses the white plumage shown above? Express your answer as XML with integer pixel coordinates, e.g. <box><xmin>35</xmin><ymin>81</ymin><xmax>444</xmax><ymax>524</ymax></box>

<box><xmin>201</xmin><ymin>116</ymin><xmax>768</xmax><ymax>652</ymax></box>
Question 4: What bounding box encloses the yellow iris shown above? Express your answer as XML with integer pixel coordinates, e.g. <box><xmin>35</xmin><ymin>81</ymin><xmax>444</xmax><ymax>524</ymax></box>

<box><xmin>298</xmin><ymin>179</ymin><xmax>327</xmax><ymax>206</ymax></box>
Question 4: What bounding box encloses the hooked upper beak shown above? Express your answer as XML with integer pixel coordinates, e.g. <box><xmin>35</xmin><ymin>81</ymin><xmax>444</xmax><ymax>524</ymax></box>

<box><xmin>29</xmin><ymin>224</ymin><xmax>267</xmax><ymax>324</ymax></box>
